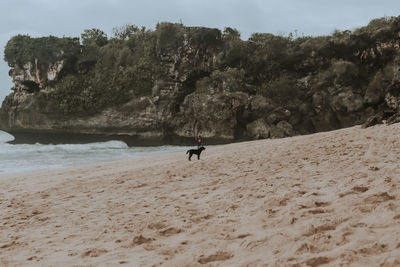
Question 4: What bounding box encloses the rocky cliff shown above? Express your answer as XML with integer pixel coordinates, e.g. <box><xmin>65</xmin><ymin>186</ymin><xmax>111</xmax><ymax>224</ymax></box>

<box><xmin>2</xmin><ymin>19</ymin><xmax>400</xmax><ymax>145</ymax></box>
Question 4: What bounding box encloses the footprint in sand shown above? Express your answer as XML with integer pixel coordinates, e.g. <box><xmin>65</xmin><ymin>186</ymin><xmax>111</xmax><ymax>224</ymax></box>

<box><xmin>81</xmin><ymin>248</ymin><xmax>108</xmax><ymax>258</ymax></box>
<box><xmin>159</xmin><ymin>246</ymin><xmax>185</xmax><ymax>256</ymax></box>
<box><xmin>0</xmin><ymin>240</ymin><xmax>28</xmax><ymax>250</ymax></box>
<box><xmin>129</xmin><ymin>235</ymin><xmax>154</xmax><ymax>247</ymax></box>
<box><xmin>364</xmin><ymin>192</ymin><xmax>395</xmax><ymax>204</ymax></box>
<box><xmin>197</xmin><ymin>251</ymin><xmax>233</xmax><ymax>264</ymax></box>
<box><xmin>393</xmin><ymin>214</ymin><xmax>400</xmax><ymax>220</ymax></box>
<box><xmin>351</xmin><ymin>222</ymin><xmax>367</xmax><ymax>228</ymax></box>
<box><xmin>225</xmin><ymin>233</ymin><xmax>251</xmax><ymax>241</ymax></box>
<box><xmin>26</xmin><ymin>256</ymin><xmax>41</xmax><ymax>261</ymax></box>
<box><xmin>148</xmin><ymin>222</ymin><xmax>166</xmax><ymax>230</ymax></box>
<box><xmin>308</xmin><ymin>208</ymin><xmax>331</xmax><ymax>214</ymax></box>
<box><xmin>314</xmin><ymin>201</ymin><xmax>331</xmax><ymax>207</ymax></box>
<box><xmin>159</xmin><ymin>227</ymin><xmax>183</xmax><ymax>236</ymax></box>
<box><xmin>296</xmin><ymin>242</ymin><xmax>318</xmax><ymax>254</ymax></box>
<box><xmin>304</xmin><ymin>256</ymin><xmax>332</xmax><ymax>267</ymax></box>
<box><xmin>242</xmin><ymin>237</ymin><xmax>268</xmax><ymax>250</ymax></box>
<box><xmin>302</xmin><ymin>220</ymin><xmax>341</xmax><ymax>237</ymax></box>
<box><xmin>339</xmin><ymin>186</ymin><xmax>369</xmax><ymax>198</ymax></box>
<box><xmin>190</xmin><ymin>214</ymin><xmax>213</xmax><ymax>223</ymax></box>
<box><xmin>352</xmin><ymin>186</ymin><xmax>369</xmax><ymax>193</ymax></box>
<box><xmin>357</xmin><ymin>243</ymin><xmax>388</xmax><ymax>255</ymax></box>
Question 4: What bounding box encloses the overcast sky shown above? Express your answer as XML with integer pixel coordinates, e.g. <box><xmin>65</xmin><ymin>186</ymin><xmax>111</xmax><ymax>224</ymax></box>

<box><xmin>1</xmin><ymin>0</ymin><xmax>400</xmax><ymax>102</ymax></box>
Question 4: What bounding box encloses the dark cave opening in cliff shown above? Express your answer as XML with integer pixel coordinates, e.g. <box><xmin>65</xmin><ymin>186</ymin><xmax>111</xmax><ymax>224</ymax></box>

<box><xmin>22</xmin><ymin>81</ymin><xmax>40</xmax><ymax>93</ymax></box>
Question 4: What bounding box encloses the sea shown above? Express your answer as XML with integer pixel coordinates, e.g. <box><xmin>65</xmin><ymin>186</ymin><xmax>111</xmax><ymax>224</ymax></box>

<box><xmin>0</xmin><ymin>130</ymin><xmax>191</xmax><ymax>175</ymax></box>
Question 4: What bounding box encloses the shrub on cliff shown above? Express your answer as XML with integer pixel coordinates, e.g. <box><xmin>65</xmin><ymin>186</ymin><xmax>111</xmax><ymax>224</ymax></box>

<box><xmin>196</xmin><ymin>68</ymin><xmax>245</xmax><ymax>94</ymax></box>
<box><xmin>221</xmin><ymin>39</ymin><xmax>248</xmax><ymax>69</ymax></box>
<box><xmin>365</xmin><ymin>64</ymin><xmax>394</xmax><ymax>104</ymax></box>
<box><xmin>260</xmin><ymin>73</ymin><xmax>298</xmax><ymax>105</ymax></box>
<box><xmin>50</xmin><ymin>25</ymin><xmax>164</xmax><ymax>115</ymax></box>
<box><xmin>331</xmin><ymin>59</ymin><xmax>359</xmax><ymax>86</ymax></box>
<box><xmin>190</xmin><ymin>27</ymin><xmax>222</xmax><ymax>47</ymax></box>
<box><xmin>81</xmin><ymin>28</ymin><xmax>108</xmax><ymax>47</ymax></box>
<box><xmin>4</xmin><ymin>35</ymin><xmax>33</xmax><ymax>66</ymax></box>
<box><xmin>155</xmin><ymin>22</ymin><xmax>184</xmax><ymax>52</ymax></box>
<box><xmin>5</xmin><ymin>15</ymin><xmax>400</xmax><ymax>133</ymax></box>
<box><xmin>222</xmin><ymin>27</ymin><xmax>241</xmax><ymax>41</ymax></box>
<box><xmin>77</xmin><ymin>29</ymin><xmax>108</xmax><ymax>72</ymax></box>
<box><xmin>354</xmin><ymin>16</ymin><xmax>397</xmax><ymax>35</ymax></box>
<box><xmin>246</xmin><ymin>33</ymin><xmax>293</xmax><ymax>83</ymax></box>
<box><xmin>4</xmin><ymin>35</ymin><xmax>80</xmax><ymax>67</ymax></box>
<box><xmin>112</xmin><ymin>24</ymin><xmax>140</xmax><ymax>40</ymax></box>
<box><xmin>51</xmin><ymin>74</ymin><xmax>96</xmax><ymax>115</ymax></box>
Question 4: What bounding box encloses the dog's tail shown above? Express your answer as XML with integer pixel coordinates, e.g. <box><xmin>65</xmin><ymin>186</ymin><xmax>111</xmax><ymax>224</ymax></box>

<box><xmin>186</xmin><ymin>150</ymin><xmax>189</xmax><ymax>154</ymax></box>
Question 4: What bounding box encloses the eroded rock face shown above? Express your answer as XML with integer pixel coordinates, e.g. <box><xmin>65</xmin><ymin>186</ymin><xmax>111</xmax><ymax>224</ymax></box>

<box><xmin>10</xmin><ymin>62</ymin><xmax>41</xmax><ymax>92</ymax></box>
<box><xmin>0</xmin><ymin>31</ymin><xmax>248</xmax><ymax>144</ymax></box>
<box><xmin>249</xmin><ymin>95</ymin><xmax>276</xmax><ymax>118</ymax></box>
<box><xmin>47</xmin><ymin>60</ymin><xmax>64</xmax><ymax>81</ymax></box>
<box><xmin>9</xmin><ymin>56</ymin><xmax>65</xmax><ymax>93</ymax></box>
<box><xmin>171</xmin><ymin>92</ymin><xmax>249</xmax><ymax>140</ymax></box>
<box><xmin>331</xmin><ymin>90</ymin><xmax>364</xmax><ymax>113</ymax></box>
<box><xmin>3</xmin><ymin>21</ymin><xmax>400</xmax><ymax>145</ymax></box>
<box><xmin>385</xmin><ymin>81</ymin><xmax>400</xmax><ymax>110</ymax></box>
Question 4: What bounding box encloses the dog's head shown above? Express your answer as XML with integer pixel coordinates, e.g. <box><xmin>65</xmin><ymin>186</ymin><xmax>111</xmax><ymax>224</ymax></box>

<box><xmin>199</xmin><ymin>146</ymin><xmax>205</xmax><ymax>151</ymax></box>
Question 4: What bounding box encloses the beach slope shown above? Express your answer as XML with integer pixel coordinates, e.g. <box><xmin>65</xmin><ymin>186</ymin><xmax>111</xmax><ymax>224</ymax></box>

<box><xmin>1</xmin><ymin>123</ymin><xmax>400</xmax><ymax>266</ymax></box>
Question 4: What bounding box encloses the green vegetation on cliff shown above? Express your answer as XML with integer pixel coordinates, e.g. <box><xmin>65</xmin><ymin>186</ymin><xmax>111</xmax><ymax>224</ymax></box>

<box><xmin>4</xmin><ymin>35</ymin><xmax>80</xmax><ymax>67</ymax></box>
<box><xmin>3</xmin><ymin>16</ymin><xmax>400</xmax><ymax>141</ymax></box>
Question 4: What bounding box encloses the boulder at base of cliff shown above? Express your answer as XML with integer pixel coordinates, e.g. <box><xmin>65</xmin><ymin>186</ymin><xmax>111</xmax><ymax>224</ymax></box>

<box><xmin>171</xmin><ymin>92</ymin><xmax>249</xmax><ymax>140</ymax></box>
<box><xmin>266</xmin><ymin>107</ymin><xmax>291</xmax><ymax>124</ymax></box>
<box><xmin>246</xmin><ymin>119</ymin><xmax>270</xmax><ymax>139</ymax></box>
<box><xmin>385</xmin><ymin>81</ymin><xmax>400</xmax><ymax>110</ymax></box>
<box><xmin>386</xmin><ymin>113</ymin><xmax>400</xmax><ymax>125</ymax></box>
<box><xmin>362</xmin><ymin>113</ymin><xmax>383</xmax><ymax>128</ymax></box>
<box><xmin>277</xmin><ymin>121</ymin><xmax>294</xmax><ymax>136</ymax></box>
<box><xmin>329</xmin><ymin>89</ymin><xmax>364</xmax><ymax>127</ymax></box>
<box><xmin>270</xmin><ymin>121</ymin><xmax>294</xmax><ymax>139</ymax></box>
<box><xmin>249</xmin><ymin>95</ymin><xmax>276</xmax><ymax>118</ymax></box>
<box><xmin>330</xmin><ymin>89</ymin><xmax>364</xmax><ymax>113</ymax></box>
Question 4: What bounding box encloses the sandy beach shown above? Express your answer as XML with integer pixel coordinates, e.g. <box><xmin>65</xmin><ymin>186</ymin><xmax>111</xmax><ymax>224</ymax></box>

<box><xmin>1</xmin><ymin>123</ymin><xmax>400</xmax><ymax>266</ymax></box>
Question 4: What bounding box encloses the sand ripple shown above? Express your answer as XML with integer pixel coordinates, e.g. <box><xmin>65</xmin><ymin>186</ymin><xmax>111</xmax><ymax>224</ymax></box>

<box><xmin>1</xmin><ymin>123</ymin><xmax>400</xmax><ymax>266</ymax></box>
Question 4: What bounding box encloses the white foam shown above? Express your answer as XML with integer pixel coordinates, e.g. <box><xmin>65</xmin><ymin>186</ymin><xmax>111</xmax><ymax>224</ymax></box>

<box><xmin>0</xmin><ymin>131</ymin><xmax>190</xmax><ymax>175</ymax></box>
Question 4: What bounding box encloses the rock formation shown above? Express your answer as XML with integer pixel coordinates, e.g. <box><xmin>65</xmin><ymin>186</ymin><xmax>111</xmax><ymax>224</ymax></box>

<box><xmin>1</xmin><ymin>18</ymin><xmax>400</xmax><ymax>145</ymax></box>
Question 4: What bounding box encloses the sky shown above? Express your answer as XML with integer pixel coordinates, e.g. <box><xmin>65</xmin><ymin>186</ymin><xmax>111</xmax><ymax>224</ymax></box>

<box><xmin>1</xmin><ymin>0</ymin><xmax>400</xmax><ymax>102</ymax></box>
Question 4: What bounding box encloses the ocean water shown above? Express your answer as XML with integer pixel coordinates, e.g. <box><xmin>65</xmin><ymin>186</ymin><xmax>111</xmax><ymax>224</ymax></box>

<box><xmin>0</xmin><ymin>130</ymin><xmax>190</xmax><ymax>175</ymax></box>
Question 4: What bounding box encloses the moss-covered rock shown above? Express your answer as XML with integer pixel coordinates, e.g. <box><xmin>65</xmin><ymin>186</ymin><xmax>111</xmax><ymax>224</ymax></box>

<box><xmin>2</xmin><ymin>17</ymin><xmax>400</xmax><ymax>145</ymax></box>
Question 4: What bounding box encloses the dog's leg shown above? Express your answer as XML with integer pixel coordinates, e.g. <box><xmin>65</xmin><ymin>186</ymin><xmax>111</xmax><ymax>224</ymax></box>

<box><xmin>188</xmin><ymin>153</ymin><xmax>192</xmax><ymax>161</ymax></box>
<box><xmin>197</xmin><ymin>154</ymin><xmax>200</xmax><ymax>160</ymax></box>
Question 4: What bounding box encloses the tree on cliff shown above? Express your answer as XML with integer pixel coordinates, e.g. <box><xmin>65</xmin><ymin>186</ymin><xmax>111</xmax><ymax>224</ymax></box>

<box><xmin>81</xmin><ymin>28</ymin><xmax>108</xmax><ymax>47</ymax></box>
<box><xmin>3</xmin><ymin>16</ymin><xmax>400</xmax><ymax>140</ymax></box>
<box><xmin>112</xmin><ymin>24</ymin><xmax>140</xmax><ymax>40</ymax></box>
<box><xmin>4</xmin><ymin>34</ymin><xmax>80</xmax><ymax>67</ymax></box>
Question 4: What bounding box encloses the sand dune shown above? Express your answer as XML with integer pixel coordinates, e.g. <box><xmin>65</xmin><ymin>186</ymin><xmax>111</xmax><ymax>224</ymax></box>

<box><xmin>1</xmin><ymin>123</ymin><xmax>400</xmax><ymax>266</ymax></box>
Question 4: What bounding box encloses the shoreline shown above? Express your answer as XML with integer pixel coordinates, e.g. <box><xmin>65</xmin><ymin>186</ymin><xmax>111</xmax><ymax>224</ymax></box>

<box><xmin>0</xmin><ymin>129</ymin><xmax>238</xmax><ymax>147</ymax></box>
<box><xmin>0</xmin><ymin>125</ymin><xmax>362</xmax><ymax>177</ymax></box>
<box><xmin>0</xmin><ymin>142</ymin><xmax>193</xmax><ymax>177</ymax></box>
<box><xmin>1</xmin><ymin>123</ymin><xmax>400</xmax><ymax>265</ymax></box>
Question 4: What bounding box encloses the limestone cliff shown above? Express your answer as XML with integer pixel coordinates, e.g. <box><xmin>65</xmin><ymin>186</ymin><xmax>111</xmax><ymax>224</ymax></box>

<box><xmin>2</xmin><ymin>19</ymin><xmax>400</xmax><ymax>145</ymax></box>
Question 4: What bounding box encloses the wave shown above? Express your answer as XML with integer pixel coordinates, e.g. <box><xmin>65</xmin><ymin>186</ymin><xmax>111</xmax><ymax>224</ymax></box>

<box><xmin>0</xmin><ymin>131</ymin><xmax>14</xmax><ymax>143</ymax></box>
<box><xmin>0</xmin><ymin>131</ymin><xmax>190</xmax><ymax>175</ymax></box>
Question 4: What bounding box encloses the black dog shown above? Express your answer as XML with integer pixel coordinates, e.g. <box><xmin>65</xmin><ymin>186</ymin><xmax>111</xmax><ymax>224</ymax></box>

<box><xmin>186</xmin><ymin>146</ymin><xmax>205</xmax><ymax>161</ymax></box>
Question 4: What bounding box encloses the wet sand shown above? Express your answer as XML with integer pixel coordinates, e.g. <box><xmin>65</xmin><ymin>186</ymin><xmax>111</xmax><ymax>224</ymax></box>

<box><xmin>1</xmin><ymin>123</ymin><xmax>400</xmax><ymax>266</ymax></box>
